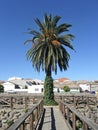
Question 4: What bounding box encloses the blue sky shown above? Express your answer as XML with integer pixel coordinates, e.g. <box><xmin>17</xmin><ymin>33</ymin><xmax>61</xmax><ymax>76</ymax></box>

<box><xmin>0</xmin><ymin>0</ymin><xmax>98</xmax><ymax>81</ymax></box>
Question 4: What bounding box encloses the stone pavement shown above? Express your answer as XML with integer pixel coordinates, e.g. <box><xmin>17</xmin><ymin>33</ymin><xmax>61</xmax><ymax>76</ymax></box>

<box><xmin>38</xmin><ymin>106</ymin><xmax>69</xmax><ymax>130</ymax></box>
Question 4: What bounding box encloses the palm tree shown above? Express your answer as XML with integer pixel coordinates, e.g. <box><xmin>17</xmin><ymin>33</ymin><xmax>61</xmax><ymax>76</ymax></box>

<box><xmin>24</xmin><ymin>14</ymin><xmax>75</xmax><ymax>105</ymax></box>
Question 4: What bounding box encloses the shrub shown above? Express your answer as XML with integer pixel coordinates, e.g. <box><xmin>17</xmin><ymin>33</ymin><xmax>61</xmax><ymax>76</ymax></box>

<box><xmin>0</xmin><ymin>84</ymin><xmax>4</xmax><ymax>93</ymax></box>
<box><xmin>77</xmin><ymin>121</ymin><xmax>82</xmax><ymax>128</ymax></box>
<box><xmin>24</xmin><ymin>85</ymin><xmax>28</xmax><ymax>89</ymax></box>
<box><xmin>6</xmin><ymin>119</ymin><xmax>14</xmax><ymax>127</ymax></box>
<box><xmin>1</xmin><ymin>110</ymin><xmax>7</xmax><ymax>116</ymax></box>
<box><xmin>63</xmin><ymin>86</ymin><xmax>70</xmax><ymax>92</ymax></box>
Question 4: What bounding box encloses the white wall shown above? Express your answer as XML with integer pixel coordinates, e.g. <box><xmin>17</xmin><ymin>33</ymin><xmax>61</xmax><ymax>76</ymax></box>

<box><xmin>3</xmin><ymin>82</ymin><xmax>15</xmax><ymax>91</ymax></box>
<box><xmin>79</xmin><ymin>84</ymin><xmax>90</xmax><ymax>91</ymax></box>
<box><xmin>70</xmin><ymin>88</ymin><xmax>80</xmax><ymax>92</ymax></box>
<box><xmin>3</xmin><ymin>81</ymin><xmax>44</xmax><ymax>93</ymax></box>
<box><xmin>28</xmin><ymin>85</ymin><xmax>44</xmax><ymax>93</ymax></box>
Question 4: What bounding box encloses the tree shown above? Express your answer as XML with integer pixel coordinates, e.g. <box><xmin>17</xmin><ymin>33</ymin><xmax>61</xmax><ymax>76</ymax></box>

<box><xmin>23</xmin><ymin>85</ymin><xmax>28</xmax><ymax>89</ymax></box>
<box><xmin>63</xmin><ymin>86</ymin><xmax>70</xmax><ymax>92</ymax></box>
<box><xmin>24</xmin><ymin>14</ymin><xmax>75</xmax><ymax>105</ymax></box>
<box><xmin>0</xmin><ymin>84</ymin><xmax>4</xmax><ymax>93</ymax></box>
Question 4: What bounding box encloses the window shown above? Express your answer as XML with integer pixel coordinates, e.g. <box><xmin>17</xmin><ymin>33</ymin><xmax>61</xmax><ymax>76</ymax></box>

<box><xmin>35</xmin><ymin>88</ymin><xmax>39</xmax><ymax>91</ymax></box>
<box><xmin>15</xmin><ymin>85</ymin><xmax>20</xmax><ymax>89</ymax></box>
<box><xmin>26</xmin><ymin>81</ymin><xmax>32</xmax><ymax>86</ymax></box>
<box><xmin>41</xmin><ymin>88</ymin><xmax>44</xmax><ymax>92</ymax></box>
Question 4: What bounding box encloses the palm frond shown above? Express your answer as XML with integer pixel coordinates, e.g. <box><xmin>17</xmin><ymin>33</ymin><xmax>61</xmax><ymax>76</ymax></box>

<box><xmin>44</xmin><ymin>14</ymin><xmax>52</xmax><ymax>33</ymax></box>
<box><xmin>29</xmin><ymin>30</ymin><xmax>41</xmax><ymax>36</ymax></box>
<box><xmin>52</xmin><ymin>15</ymin><xmax>61</xmax><ymax>27</ymax></box>
<box><xmin>56</xmin><ymin>24</ymin><xmax>72</xmax><ymax>34</ymax></box>
<box><xmin>26</xmin><ymin>47</ymin><xmax>34</xmax><ymax>60</ymax></box>
<box><xmin>58</xmin><ymin>34</ymin><xmax>75</xmax><ymax>50</ymax></box>
<box><xmin>24</xmin><ymin>39</ymin><xmax>33</xmax><ymax>45</ymax></box>
<box><xmin>34</xmin><ymin>18</ymin><xmax>45</xmax><ymax>32</ymax></box>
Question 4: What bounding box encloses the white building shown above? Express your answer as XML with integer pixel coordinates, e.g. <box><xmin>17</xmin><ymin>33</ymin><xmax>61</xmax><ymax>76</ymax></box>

<box><xmin>77</xmin><ymin>80</ymin><xmax>98</xmax><ymax>93</ymax></box>
<box><xmin>3</xmin><ymin>82</ymin><xmax>15</xmax><ymax>92</ymax></box>
<box><xmin>79</xmin><ymin>84</ymin><xmax>90</xmax><ymax>91</ymax></box>
<box><xmin>2</xmin><ymin>77</ymin><xmax>44</xmax><ymax>93</ymax></box>
<box><xmin>28</xmin><ymin>85</ymin><xmax>44</xmax><ymax>93</ymax></box>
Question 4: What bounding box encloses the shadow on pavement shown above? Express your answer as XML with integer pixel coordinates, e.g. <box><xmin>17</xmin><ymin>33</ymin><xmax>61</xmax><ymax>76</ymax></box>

<box><xmin>38</xmin><ymin>107</ymin><xmax>56</xmax><ymax>130</ymax></box>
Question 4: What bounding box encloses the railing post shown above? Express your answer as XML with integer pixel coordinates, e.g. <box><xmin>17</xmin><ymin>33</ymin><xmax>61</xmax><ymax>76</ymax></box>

<box><xmin>87</xmin><ymin>97</ymin><xmax>89</xmax><ymax>107</ymax></box>
<box><xmin>25</xmin><ymin>97</ymin><xmax>28</xmax><ymax>109</ymax></box>
<box><xmin>67</xmin><ymin>107</ymin><xmax>70</xmax><ymax>123</ymax></box>
<box><xmin>62</xmin><ymin>104</ymin><xmax>65</xmax><ymax>116</ymax></box>
<box><xmin>59</xmin><ymin>101</ymin><xmax>63</xmax><ymax>113</ymax></box>
<box><xmin>72</xmin><ymin>112</ymin><xmax>76</xmax><ymax>130</ymax></box>
<box><xmin>30</xmin><ymin>113</ymin><xmax>34</xmax><ymax>130</ymax></box>
<box><xmin>83</xmin><ymin>122</ymin><xmax>88</xmax><ymax>130</ymax></box>
<box><xmin>20</xmin><ymin>122</ymin><xmax>25</xmax><ymax>130</ymax></box>
<box><xmin>73</xmin><ymin>96</ymin><xmax>76</xmax><ymax>108</ymax></box>
<box><xmin>32</xmin><ymin>97</ymin><xmax>35</xmax><ymax>104</ymax></box>
<box><xmin>10</xmin><ymin>97</ymin><xmax>13</xmax><ymax>110</ymax></box>
<box><xmin>59</xmin><ymin>101</ymin><xmax>61</xmax><ymax>111</ymax></box>
<box><xmin>34</xmin><ymin>107</ymin><xmax>38</xmax><ymax>126</ymax></box>
<box><xmin>95</xmin><ymin>97</ymin><xmax>97</xmax><ymax>107</ymax></box>
<box><xmin>38</xmin><ymin>105</ymin><xmax>40</xmax><ymax>119</ymax></box>
<box><xmin>61</xmin><ymin>103</ymin><xmax>63</xmax><ymax>113</ymax></box>
<box><xmin>62</xmin><ymin>96</ymin><xmax>64</xmax><ymax>101</ymax></box>
<box><xmin>40</xmin><ymin>100</ymin><xmax>43</xmax><ymax>113</ymax></box>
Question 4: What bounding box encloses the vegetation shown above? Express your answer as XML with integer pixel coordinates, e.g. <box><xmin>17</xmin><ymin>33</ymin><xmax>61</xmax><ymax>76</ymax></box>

<box><xmin>1</xmin><ymin>110</ymin><xmax>7</xmax><ymax>116</ymax></box>
<box><xmin>24</xmin><ymin>109</ymin><xmax>28</xmax><ymax>113</ymax></box>
<box><xmin>24</xmin><ymin>14</ymin><xmax>74</xmax><ymax>105</ymax></box>
<box><xmin>77</xmin><ymin>121</ymin><xmax>83</xmax><ymax>129</ymax></box>
<box><xmin>0</xmin><ymin>84</ymin><xmax>4</xmax><ymax>93</ymax></box>
<box><xmin>6</xmin><ymin>119</ymin><xmax>14</xmax><ymax>127</ymax></box>
<box><xmin>24</xmin><ymin>85</ymin><xmax>28</xmax><ymax>89</ymax></box>
<box><xmin>63</xmin><ymin>86</ymin><xmax>70</xmax><ymax>92</ymax></box>
<box><xmin>44</xmin><ymin>76</ymin><xmax>58</xmax><ymax>105</ymax></box>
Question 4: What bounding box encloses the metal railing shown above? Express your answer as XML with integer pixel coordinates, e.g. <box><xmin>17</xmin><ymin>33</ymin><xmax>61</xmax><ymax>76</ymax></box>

<box><xmin>7</xmin><ymin>99</ymin><xmax>44</xmax><ymax>130</ymax></box>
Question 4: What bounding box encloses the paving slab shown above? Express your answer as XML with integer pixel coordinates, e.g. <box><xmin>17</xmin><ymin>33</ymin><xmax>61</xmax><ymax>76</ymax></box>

<box><xmin>41</xmin><ymin>106</ymin><xmax>69</xmax><ymax>130</ymax></box>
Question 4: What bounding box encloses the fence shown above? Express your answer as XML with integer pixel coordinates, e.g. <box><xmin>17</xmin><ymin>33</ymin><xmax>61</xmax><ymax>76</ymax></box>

<box><xmin>0</xmin><ymin>94</ymin><xmax>43</xmax><ymax>109</ymax></box>
<box><xmin>7</xmin><ymin>99</ymin><xmax>44</xmax><ymax>130</ymax></box>
<box><xmin>59</xmin><ymin>100</ymin><xmax>98</xmax><ymax>130</ymax></box>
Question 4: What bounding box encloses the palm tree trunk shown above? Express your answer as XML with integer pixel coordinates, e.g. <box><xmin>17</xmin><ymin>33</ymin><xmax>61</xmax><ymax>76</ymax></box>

<box><xmin>46</xmin><ymin>66</ymin><xmax>51</xmax><ymax>76</ymax></box>
<box><xmin>44</xmin><ymin>67</ymin><xmax>57</xmax><ymax>105</ymax></box>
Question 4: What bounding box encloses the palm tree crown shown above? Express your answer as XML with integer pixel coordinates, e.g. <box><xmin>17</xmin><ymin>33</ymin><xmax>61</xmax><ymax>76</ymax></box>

<box><xmin>25</xmin><ymin>14</ymin><xmax>74</xmax><ymax>76</ymax></box>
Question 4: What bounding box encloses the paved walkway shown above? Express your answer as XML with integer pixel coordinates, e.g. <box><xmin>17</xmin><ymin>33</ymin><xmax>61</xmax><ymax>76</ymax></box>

<box><xmin>39</xmin><ymin>106</ymin><xmax>69</xmax><ymax>130</ymax></box>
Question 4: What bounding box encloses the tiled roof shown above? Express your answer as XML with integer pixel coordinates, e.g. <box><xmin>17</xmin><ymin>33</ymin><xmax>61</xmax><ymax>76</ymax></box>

<box><xmin>58</xmin><ymin>77</ymin><xmax>70</xmax><ymax>82</ymax></box>
<box><xmin>53</xmin><ymin>78</ymin><xmax>79</xmax><ymax>89</ymax></box>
